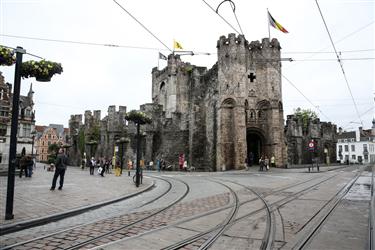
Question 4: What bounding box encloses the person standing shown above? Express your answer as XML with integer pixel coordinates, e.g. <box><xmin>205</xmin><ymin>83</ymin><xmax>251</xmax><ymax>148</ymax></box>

<box><xmin>26</xmin><ymin>155</ymin><xmax>34</xmax><ymax>177</ymax></box>
<box><xmin>50</xmin><ymin>148</ymin><xmax>68</xmax><ymax>190</ymax></box>
<box><xmin>259</xmin><ymin>156</ymin><xmax>264</xmax><ymax>171</ymax></box>
<box><xmin>19</xmin><ymin>155</ymin><xmax>28</xmax><ymax>178</ymax></box>
<box><xmin>179</xmin><ymin>154</ymin><xmax>184</xmax><ymax>171</ymax></box>
<box><xmin>89</xmin><ymin>157</ymin><xmax>95</xmax><ymax>175</ymax></box>
<box><xmin>265</xmin><ymin>156</ymin><xmax>270</xmax><ymax>171</ymax></box>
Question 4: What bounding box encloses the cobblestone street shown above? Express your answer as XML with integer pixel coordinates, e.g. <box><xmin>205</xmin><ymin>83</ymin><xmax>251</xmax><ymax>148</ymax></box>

<box><xmin>0</xmin><ymin>163</ymin><xmax>374</xmax><ymax>249</ymax></box>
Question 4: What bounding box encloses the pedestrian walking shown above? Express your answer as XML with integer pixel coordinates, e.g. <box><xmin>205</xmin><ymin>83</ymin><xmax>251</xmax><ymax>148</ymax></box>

<box><xmin>259</xmin><ymin>156</ymin><xmax>264</xmax><ymax>171</ymax></box>
<box><xmin>104</xmin><ymin>158</ymin><xmax>110</xmax><ymax>174</ymax></box>
<box><xmin>156</xmin><ymin>159</ymin><xmax>161</xmax><ymax>172</ymax></box>
<box><xmin>19</xmin><ymin>155</ymin><xmax>28</xmax><ymax>178</ymax></box>
<box><xmin>265</xmin><ymin>156</ymin><xmax>270</xmax><ymax>171</ymax></box>
<box><xmin>89</xmin><ymin>157</ymin><xmax>95</xmax><ymax>175</ymax></box>
<box><xmin>50</xmin><ymin>148</ymin><xmax>68</xmax><ymax>190</ymax></box>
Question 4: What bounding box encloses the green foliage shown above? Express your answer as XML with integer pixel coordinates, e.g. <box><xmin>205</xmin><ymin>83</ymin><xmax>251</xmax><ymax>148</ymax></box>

<box><xmin>294</xmin><ymin>108</ymin><xmax>318</xmax><ymax>128</ymax></box>
<box><xmin>125</xmin><ymin>110</ymin><xmax>152</xmax><ymax>125</ymax></box>
<box><xmin>47</xmin><ymin>143</ymin><xmax>60</xmax><ymax>164</ymax></box>
<box><xmin>0</xmin><ymin>46</ymin><xmax>16</xmax><ymax>66</ymax></box>
<box><xmin>21</xmin><ymin>60</ymin><xmax>63</xmax><ymax>81</ymax></box>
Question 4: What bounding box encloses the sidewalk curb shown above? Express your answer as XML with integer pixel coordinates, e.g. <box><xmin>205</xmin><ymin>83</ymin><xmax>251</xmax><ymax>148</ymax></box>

<box><xmin>0</xmin><ymin>180</ymin><xmax>155</xmax><ymax>235</ymax></box>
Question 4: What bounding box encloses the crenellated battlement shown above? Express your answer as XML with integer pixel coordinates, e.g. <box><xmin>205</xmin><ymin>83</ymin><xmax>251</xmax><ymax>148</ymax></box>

<box><xmin>217</xmin><ymin>33</ymin><xmax>248</xmax><ymax>48</ymax></box>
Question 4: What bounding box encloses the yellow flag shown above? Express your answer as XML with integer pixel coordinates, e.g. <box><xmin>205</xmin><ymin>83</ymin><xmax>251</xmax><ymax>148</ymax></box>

<box><xmin>174</xmin><ymin>40</ymin><xmax>183</xmax><ymax>50</ymax></box>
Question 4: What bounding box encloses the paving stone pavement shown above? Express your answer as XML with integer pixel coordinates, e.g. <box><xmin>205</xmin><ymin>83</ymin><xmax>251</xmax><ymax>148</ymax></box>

<box><xmin>0</xmin><ymin>163</ymin><xmax>152</xmax><ymax>227</ymax></box>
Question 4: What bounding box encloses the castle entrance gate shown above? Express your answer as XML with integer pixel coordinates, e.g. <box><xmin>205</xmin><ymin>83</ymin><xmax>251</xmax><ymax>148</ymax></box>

<box><xmin>246</xmin><ymin>129</ymin><xmax>265</xmax><ymax>165</ymax></box>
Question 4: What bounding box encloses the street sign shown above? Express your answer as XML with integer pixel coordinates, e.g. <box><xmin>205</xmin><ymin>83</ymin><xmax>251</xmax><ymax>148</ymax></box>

<box><xmin>308</xmin><ymin>140</ymin><xmax>315</xmax><ymax>152</ymax></box>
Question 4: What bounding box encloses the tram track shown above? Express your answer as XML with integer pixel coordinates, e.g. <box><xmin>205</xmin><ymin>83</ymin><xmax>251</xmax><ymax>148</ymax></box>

<box><xmin>157</xmin><ymin>173</ymin><xmax>341</xmax><ymax>250</ymax></box>
<box><xmin>290</xmin><ymin>168</ymin><xmax>364</xmax><ymax>249</ymax></box>
<box><xmin>0</xmin><ymin>176</ymin><xmax>182</xmax><ymax>250</ymax></box>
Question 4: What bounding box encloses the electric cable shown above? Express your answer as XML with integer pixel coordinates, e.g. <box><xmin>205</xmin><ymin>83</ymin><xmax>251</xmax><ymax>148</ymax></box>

<box><xmin>201</xmin><ymin>0</ymin><xmax>241</xmax><ymax>34</ymax></box>
<box><xmin>112</xmin><ymin>0</ymin><xmax>172</xmax><ymax>52</ymax></box>
<box><xmin>216</xmin><ymin>0</ymin><xmax>244</xmax><ymax>35</ymax></box>
<box><xmin>315</xmin><ymin>0</ymin><xmax>364</xmax><ymax>127</ymax></box>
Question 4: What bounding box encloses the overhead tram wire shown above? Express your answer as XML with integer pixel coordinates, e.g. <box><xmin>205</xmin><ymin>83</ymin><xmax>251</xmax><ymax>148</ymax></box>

<box><xmin>0</xmin><ymin>34</ymin><xmax>166</xmax><ymax>52</ymax></box>
<box><xmin>284</xmin><ymin>20</ymin><xmax>374</xmax><ymax>69</ymax></box>
<box><xmin>199</xmin><ymin>1</ymin><xmax>332</xmax><ymax>121</ymax></box>
<box><xmin>201</xmin><ymin>0</ymin><xmax>241</xmax><ymax>34</ymax></box>
<box><xmin>112</xmin><ymin>0</ymin><xmax>172</xmax><ymax>53</ymax></box>
<box><xmin>215</xmin><ymin>0</ymin><xmax>244</xmax><ymax>35</ymax></box>
<box><xmin>341</xmin><ymin>106</ymin><xmax>375</xmax><ymax>130</ymax></box>
<box><xmin>315</xmin><ymin>0</ymin><xmax>364</xmax><ymax>127</ymax></box>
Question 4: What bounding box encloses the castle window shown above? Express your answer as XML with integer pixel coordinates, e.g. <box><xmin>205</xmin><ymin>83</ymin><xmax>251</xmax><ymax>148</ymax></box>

<box><xmin>159</xmin><ymin>82</ymin><xmax>165</xmax><ymax>91</ymax></box>
<box><xmin>0</xmin><ymin>89</ymin><xmax>4</xmax><ymax>100</ymax></box>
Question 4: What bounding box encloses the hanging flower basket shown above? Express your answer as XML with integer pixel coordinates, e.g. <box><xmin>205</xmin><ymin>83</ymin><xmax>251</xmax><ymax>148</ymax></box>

<box><xmin>0</xmin><ymin>46</ymin><xmax>16</xmax><ymax>66</ymax></box>
<box><xmin>21</xmin><ymin>60</ymin><xmax>63</xmax><ymax>82</ymax></box>
<box><xmin>125</xmin><ymin>110</ymin><xmax>152</xmax><ymax>125</ymax></box>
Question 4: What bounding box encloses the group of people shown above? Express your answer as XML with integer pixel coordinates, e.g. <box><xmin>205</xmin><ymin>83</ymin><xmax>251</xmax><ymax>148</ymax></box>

<box><xmin>258</xmin><ymin>155</ymin><xmax>275</xmax><ymax>171</ymax></box>
<box><xmin>87</xmin><ymin>157</ymin><xmax>110</xmax><ymax>177</ymax></box>
<box><xmin>246</xmin><ymin>152</ymin><xmax>276</xmax><ymax>171</ymax></box>
<box><xmin>18</xmin><ymin>154</ymin><xmax>34</xmax><ymax>178</ymax></box>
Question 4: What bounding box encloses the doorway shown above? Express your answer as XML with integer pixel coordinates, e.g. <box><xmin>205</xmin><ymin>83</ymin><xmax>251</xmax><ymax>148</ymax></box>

<box><xmin>247</xmin><ymin>130</ymin><xmax>264</xmax><ymax>165</ymax></box>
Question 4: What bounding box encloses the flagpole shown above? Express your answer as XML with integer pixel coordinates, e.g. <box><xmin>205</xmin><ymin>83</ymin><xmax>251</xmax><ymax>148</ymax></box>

<box><xmin>267</xmin><ymin>8</ymin><xmax>271</xmax><ymax>41</ymax></box>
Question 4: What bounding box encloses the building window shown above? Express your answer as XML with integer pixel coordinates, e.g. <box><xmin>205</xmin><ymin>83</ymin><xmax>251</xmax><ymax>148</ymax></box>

<box><xmin>23</xmin><ymin>124</ymin><xmax>31</xmax><ymax>137</ymax></box>
<box><xmin>364</xmin><ymin>154</ymin><xmax>369</xmax><ymax>161</ymax></box>
<box><xmin>351</xmin><ymin>145</ymin><xmax>355</xmax><ymax>151</ymax></box>
<box><xmin>352</xmin><ymin>155</ymin><xmax>356</xmax><ymax>160</ymax></box>
<box><xmin>344</xmin><ymin>145</ymin><xmax>349</xmax><ymax>152</ymax></box>
<box><xmin>0</xmin><ymin>153</ymin><xmax>2</xmax><ymax>163</ymax></box>
<box><xmin>370</xmin><ymin>144</ymin><xmax>374</xmax><ymax>152</ymax></box>
<box><xmin>339</xmin><ymin>145</ymin><xmax>343</xmax><ymax>152</ymax></box>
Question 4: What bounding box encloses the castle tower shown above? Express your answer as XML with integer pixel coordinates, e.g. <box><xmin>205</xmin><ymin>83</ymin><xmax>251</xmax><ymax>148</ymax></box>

<box><xmin>216</xmin><ymin>34</ymin><xmax>286</xmax><ymax>170</ymax></box>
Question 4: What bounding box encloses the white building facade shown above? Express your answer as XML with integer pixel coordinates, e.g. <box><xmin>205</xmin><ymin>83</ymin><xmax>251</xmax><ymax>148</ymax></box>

<box><xmin>336</xmin><ymin>123</ymin><xmax>375</xmax><ymax>164</ymax></box>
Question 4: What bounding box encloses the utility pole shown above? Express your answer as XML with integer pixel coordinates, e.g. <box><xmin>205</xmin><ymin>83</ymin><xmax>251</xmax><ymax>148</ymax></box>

<box><xmin>5</xmin><ymin>47</ymin><xmax>25</xmax><ymax>220</ymax></box>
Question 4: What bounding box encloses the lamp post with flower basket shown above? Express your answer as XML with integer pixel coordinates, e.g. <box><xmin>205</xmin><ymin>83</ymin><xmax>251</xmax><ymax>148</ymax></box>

<box><xmin>1</xmin><ymin>45</ymin><xmax>63</xmax><ymax>220</ymax></box>
<box><xmin>125</xmin><ymin>110</ymin><xmax>152</xmax><ymax>187</ymax></box>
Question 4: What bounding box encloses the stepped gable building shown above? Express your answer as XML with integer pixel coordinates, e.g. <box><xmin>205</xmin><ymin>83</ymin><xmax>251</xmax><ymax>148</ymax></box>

<box><xmin>143</xmin><ymin>34</ymin><xmax>287</xmax><ymax>170</ymax></box>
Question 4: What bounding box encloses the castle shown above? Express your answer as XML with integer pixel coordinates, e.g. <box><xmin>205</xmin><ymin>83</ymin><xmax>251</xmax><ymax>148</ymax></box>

<box><xmin>70</xmin><ymin>34</ymin><xmax>292</xmax><ymax>170</ymax></box>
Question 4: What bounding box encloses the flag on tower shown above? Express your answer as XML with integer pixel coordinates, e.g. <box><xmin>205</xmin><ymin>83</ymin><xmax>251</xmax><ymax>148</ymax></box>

<box><xmin>268</xmin><ymin>11</ymin><xmax>288</xmax><ymax>33</ymax></box>
<box><xmin>173</xmin><ymin>40</ymin><xmax>183</xmax><ymax>50</ymax></box>
<box><xmin>159</xmin><ymin>52</ymin><xmax>167</xmax><ymax>60</ymax></box>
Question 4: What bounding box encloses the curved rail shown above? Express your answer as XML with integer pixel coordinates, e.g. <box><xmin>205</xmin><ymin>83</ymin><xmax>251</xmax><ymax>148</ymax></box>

<box><xmin>65</xmin><ymin>177</ymin><xmax>190</xmax><ymax>250</ymax></box>
<box><xmin>162</xmin><ymin>179</ymin><xmax>239</xmax><ymax>250</ymax></box>
<box><xmin>1</xmin><ymin>176</ymin><xmax>175</xmax><ymax>250</ymax></box>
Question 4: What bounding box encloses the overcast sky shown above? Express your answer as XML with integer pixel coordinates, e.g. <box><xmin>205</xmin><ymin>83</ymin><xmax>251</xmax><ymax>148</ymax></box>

<box><xmin>0</xmin><ymin>0</ymin><xmax>374</xmax><ymax>130</ymax></box>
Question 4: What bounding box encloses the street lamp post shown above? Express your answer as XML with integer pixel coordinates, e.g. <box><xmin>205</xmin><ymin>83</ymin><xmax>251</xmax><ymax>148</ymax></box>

<box><xmin>86</xmin><ymin>140</ymin><xmax>98</xmax><ymax>161</ymax></box>
<box><xmin>31</xmin><ymin>130</ymin><xmax>36</xmax><ymax>168</ymax></box>
<box><xmin>116</xmin><ymin>137</ymin><xmax>129</xmax><ymax>175</ymax></box>
<box><xmin>5</xmin><ymin>47</ymin><xmax>25</xmax><ymax>220</ymax></box>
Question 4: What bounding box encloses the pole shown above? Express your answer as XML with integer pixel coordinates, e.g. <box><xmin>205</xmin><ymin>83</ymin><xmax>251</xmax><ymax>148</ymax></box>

<box><xmin>120</xmin><ymin>143</ymin><xmax>124</xmax><ymax>174</ymax></box>
<box><xmin>267</xmin><ymin>8</ymin><xmax>271</xmax><ymax>41</ymax></box>
<box><xmin>31</xmin><ymin>135</ymin><xmax>35</xmax><ymax>168</ymax></box>
<box><xmin>5</xmin><ymin>47</ymin><xmax>25</xmax><ymax>220</ymax></box>
<box><xmin>135</xmin><ymin>123</ymin><xmax>141</xmax><ymax>187</ymax></box>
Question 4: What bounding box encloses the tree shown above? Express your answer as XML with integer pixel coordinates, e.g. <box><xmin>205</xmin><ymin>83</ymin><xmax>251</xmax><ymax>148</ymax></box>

<box><xmin>47</xmin><ymin>143</ymin><xmax>60</xmax><ymax>164</ymax></box>
<box><xmin>294</xmin><ymin>108</ymin><xmax>318</xmax><ymax>129</ymax></box>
